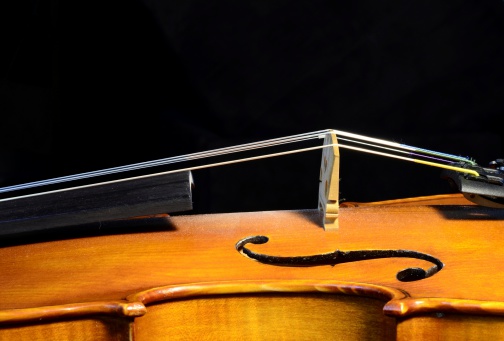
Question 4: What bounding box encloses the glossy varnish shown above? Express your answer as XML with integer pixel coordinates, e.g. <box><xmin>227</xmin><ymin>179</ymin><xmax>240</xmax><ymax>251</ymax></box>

<box><xmin>1</xmin><ymin>194</ymin><xmax>504</xmax><ymax>340</ymax></box>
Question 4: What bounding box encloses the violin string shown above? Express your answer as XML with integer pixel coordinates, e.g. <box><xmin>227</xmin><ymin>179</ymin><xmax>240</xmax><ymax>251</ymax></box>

<box><xmin>332</xmin><ymin>142</ymin><xmax>479</xmax><ymax>176</ymax></box>
<box><xmin>0</xmin><ymin>143</ymin><xmax>337</xmax><ymax>202</ymax></box>
<box><xmin>331</xmin><ymin>129</ymin><xmax>474</xmax><ymax>164</ymax></box>
<box><xmin>0</xmin><ymin>130</ymin><xmax>330</xmax><ymax>194</ymax></box>
<box><xmin>0</xmin><ymin>140</ymin><xmax>479</xmax><ymax>204</ymax></box>
<box><xmin>336</xmin><ymin>137</ymin><xmax>458</xmax><ymax>163</ymax></box>
<box><xmin>408</xmin><ymin>152</ymin><xmax>452</xmax><ymax>163</ymax></box>
<box><xmin>337</xmin><ymin>137</ymin><xmax>435</xmax><ymax>162</ymax></box>
<box><xmin>0</xmin><ymin>129</ymin><xmax>474</xmax><ymax>195</ymax></box>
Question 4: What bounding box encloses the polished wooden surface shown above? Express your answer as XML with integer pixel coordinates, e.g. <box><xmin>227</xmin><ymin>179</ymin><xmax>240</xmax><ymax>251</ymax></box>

<box><xmin>1</xmin><ymin>193</ymin><xmax>504</xmax><ymax>339</ymax></box>
<box><xmin>0</xmin><ymin>317</ymin><xmax>131</xmax><ymax>341</ymax></box>
<box><xmin>133</xmin><ymin>293</ymin><xmax>396</xmax><ymax>340</ymax></box>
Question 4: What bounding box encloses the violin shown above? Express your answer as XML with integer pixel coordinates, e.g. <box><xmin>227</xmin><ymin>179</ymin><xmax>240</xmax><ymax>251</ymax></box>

<box><xmin>1</xmin><ymin>129</ymin><xmax>503</xmax><ymax>340</ymax></box>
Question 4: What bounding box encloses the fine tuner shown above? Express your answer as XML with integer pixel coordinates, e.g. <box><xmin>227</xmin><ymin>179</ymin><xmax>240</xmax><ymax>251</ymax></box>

<box><xmin>0</xmin><ymin>129</ymin><xmax>502</xmax><ymax>237</ymax></box>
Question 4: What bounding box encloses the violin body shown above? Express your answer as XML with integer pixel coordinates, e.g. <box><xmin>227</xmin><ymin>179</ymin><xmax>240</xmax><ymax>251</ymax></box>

<box><xmin>1</xmin><ymin>194</ymin><xmax>504</xmax><ymax>340</ymax></box>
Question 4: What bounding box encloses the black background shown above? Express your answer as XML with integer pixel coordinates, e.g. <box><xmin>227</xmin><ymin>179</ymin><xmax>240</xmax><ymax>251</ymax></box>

<box><xmin>1</xmin><ymin>1</ymin><xmax>504</xmax><ymax>214</ymax></box>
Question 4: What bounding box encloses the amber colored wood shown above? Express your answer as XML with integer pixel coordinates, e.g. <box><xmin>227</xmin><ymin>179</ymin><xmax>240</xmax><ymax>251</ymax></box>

<box><xmin>2</xmin><ymin>202</ymin><xmax>504</xmax><ymax>310</ymax></box>
<box><xmin>340</xmin><ymin>193</ymin><xmax>475</xmax><ymax>207</ymax></box>
<box><xmin>0</xmin><ymin>317</ymin><xmax>131</xmax><ymax>341</ymax></box>
<box><xmin>0</xmin><ymin>301</ymin><xmax>145</xmax><ymax>325</ymax></box>
<box><xmin>1</xmin><ymin>194</ymin><xmax>504</xmax><ymax>339</ymax></box>
<box><xmin>396</xmin><ymin>314</ymin><xmax>504</xmax><ymax>341</ymax></box>
<box><xmin>133</xmin><ymin>293</ymin><xmax>396</xmax><ymax>341</ymax></box>
<box><xmin>127</xmin><ymin>280</ymin><xmax>406</xmax><ymax>305</ymax></box>
<box><xmin>385</xmin><ymin>297</ymin><xmax>504</xmax><ymax>317</ymax></box>
<box><xmin>129</xmin><ymin>280</ymin><xmax>401</xmax><ymax>340</ymax></box>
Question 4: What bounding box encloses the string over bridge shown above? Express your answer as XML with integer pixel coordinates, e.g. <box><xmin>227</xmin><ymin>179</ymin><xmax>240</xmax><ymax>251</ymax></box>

<box><xmin>318</xmin><ymin>130</ymin><xmax>340</xmax><ymax>230</ymax></box>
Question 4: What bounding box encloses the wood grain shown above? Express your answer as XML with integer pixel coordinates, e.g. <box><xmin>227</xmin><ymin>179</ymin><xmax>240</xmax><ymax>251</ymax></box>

<box><xmin>2</xmin><ymin>199</ymin><xmax>503</xmax><ymax>309</ymax></box>
<box><xmin>397</xmin><ymin>314</ymin><xmax>504</xmax><ymax>340</ymax></box>
<box><xmin>1</xmin><ymin>194</ymin><xmax>504</xmax><ymax>339</ymax></box>
<box><xmin>0</xmin><ymin>301</ymin><xmax>145</xmax><ymax>325</ymax></box>
<box><xmin>0</xmin><ymin>317</ymin><xmax>131</xmax><ymax>341</ymax></box>
<box><xmin>134</xmin><ymin>293</ymin><xmax>396</xmax><ymax>341</ymax></box>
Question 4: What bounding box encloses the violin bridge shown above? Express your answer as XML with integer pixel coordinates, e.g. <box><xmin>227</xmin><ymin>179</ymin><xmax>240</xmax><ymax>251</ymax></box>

<box><xmin>318</xmin><ymin>130</ymin><xmax>340</xmax><ymax>231</ymax></box>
